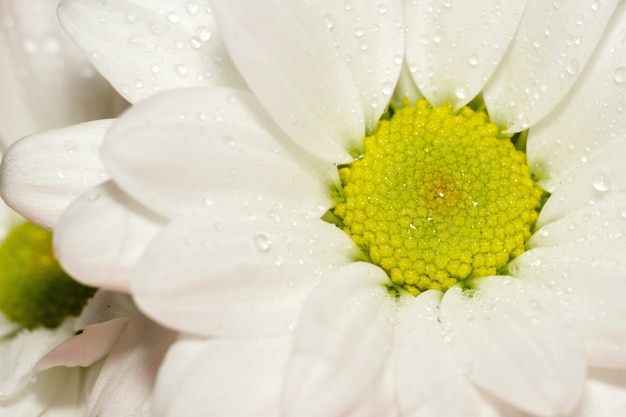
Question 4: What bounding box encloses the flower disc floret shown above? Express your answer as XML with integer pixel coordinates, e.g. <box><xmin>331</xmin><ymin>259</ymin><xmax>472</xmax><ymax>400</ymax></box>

<box><xmin>0</xmin><ymin>222</ymin><xmax>95</xmax><ymax>329</ymax></box>
<box><xmin>334</xmin><ymin>100</ymin><xmax>543</xmax><ymax>295</ymax></box>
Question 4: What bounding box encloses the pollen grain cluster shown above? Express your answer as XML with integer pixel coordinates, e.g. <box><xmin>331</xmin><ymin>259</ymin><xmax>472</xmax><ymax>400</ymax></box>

<box><xmin>333</xmin><ymin>100</ymin><xmax>543</xmax><ymax>295</ymax></box>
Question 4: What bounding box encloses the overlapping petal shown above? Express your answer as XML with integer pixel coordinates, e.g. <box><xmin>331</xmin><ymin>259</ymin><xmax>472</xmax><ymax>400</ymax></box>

<box><xmin>283</xmin><ymin>262</ymin><xmax>396</xmax><ymax>417</ymax></box>
<box><xmin>0</xmin><ymin>0</ymin><xmax>125</xmax><ymax>148</ymax></box>
<box><xmin>484</xmin><ymin>0</ymin><xmax>619</xmax><ymax>132</ymax></box>
<box><xmin>527</xmin><ymin>1</ymin><xmax>626</xmax><ymax>193</ymax></box>
<box><xmin>0</xmin><ymin>120</ymin><xmax>112</xmax><ymax>230</ymax></box>
<box><xmin>313</xmin><ymin>0</ymin><xmax>404</xmax><ymax>130</ymax></box>
<box><xmin>213</xmin><ymin>0</ymin><xmax>402</xmax><ymax>163</ymax></box>
<box><xmin>132</xmin><ymin>203</ymin><xmax>358</xmax><ymax>337</ymax></box>
<box><xmin>153</xmin><ymin>336</ymin><xmax>291</xmax><ymax>417</ymax></box>
<box><xmin>404</xmin><ymin>0</ymin><xmax>526</xmax><ymax>110</ymax></box>
<box><xmin>511</xmin><ymin>245</ymin><xmax>626</xmax><ymax>368</ymax></box>
<box><xmin>441</xmin><ymin>278</ymin><xmax>586</xmax><ymax>415</ymax></box>
<box><xmin>102</xmin><ymin>87</ymin><xmax>335</xmax><ymax>220</ymax></box>
<box><xmin>536</xmin><ymin>138</ymin><xmax>626</xmax><ymax>227</ymax></box>
<box><xmin>54</xmin><ymin>181</ymin><xmax>165</xmax><ymax>292</ymax></box>
<box><xmin>84</xmin><ymin>314</ymin><xmax>176</xmax><ymax>417</ymax></box>
<box><xmin>395</xmin><ymin>290</ymin><xmax>499</xmax><ymax>417</ymax></box>
<box><xmin>58</xmin><ymin>0</ymin><xmax>245</xmax><ymax>104</ymax></box>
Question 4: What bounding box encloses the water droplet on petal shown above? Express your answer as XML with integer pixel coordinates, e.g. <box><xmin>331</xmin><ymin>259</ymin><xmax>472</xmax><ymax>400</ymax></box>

<box><xmin>591</xmin><ymin>0</ymin><xmax>601</xmax><ymax>11</ymax></box>
<box><xmin>175</xmin><ymin>64</ymin><xmax>189</xmax><ymax>76</ymax></box>
<box><xmin>566</xmin><ymin>60</ymin><xmax>579</xmax><ymax>75</ymax></box>
<box><xmin>381</xmin><ymin>81</ymin><xmax>394</xmax><ymax>95</ymax></box>
<box><xmin>344</xmin><ymin>0</ymin><xmax>352</xmax><ymax>11</ymax></box>
<box><xmin>90</xmin><ymin>50</ymin><xmax>102</xmax><ymax>61</ymax></box>
<box><xmin>253</xmin><ymin>233</ymin><xmax>272</xmax><ymax>252</ymax></box>
<box><xmin>196</xmin><ymin>26</ymin><xmax>212</xmax><ymax>42</ymax></box>
<box><xmin>614</xmin><ymin>66</ymin><xmax>626</xmax><ymax>84</ymax></box>
<box><xmin>186</xmin><ymin>1</ymin><xmax>199</xmax><ymax>15</ymax></box>
<box><xmin>378</xmin><ymin>4</ymin><xmax>388</xmax><ymax>14</ymax></box>
<box><xmin>166</xmin><ymin>12</ymin><xmax>180</xmax><ymax>24</ymax></box>
<box><xmin>592</xmin><ymin>170</ymin><xmax>611</xmax><ymax>193</ymax></box>
<box><xmin>468</xmin><ymin>55</ymin><xmax>479</xmax><ymax>66</ymax></box>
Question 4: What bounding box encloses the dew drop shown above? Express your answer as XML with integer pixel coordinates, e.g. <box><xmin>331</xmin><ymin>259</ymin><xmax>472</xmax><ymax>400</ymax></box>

<box><xmin>381</xmin><ymin>81</ymin><xmax>394</xmax><ymax>95</ymax></box>
<box><xmin>133</xmin><ymin>79</ymin><xmax>144</xmax><ymax>89</ymax></box>
<box><xmin>614</xmin><ymin>66</ymin><xmax>626</xmax><ymax>84</ymax></box>
<box><xmin>393</xmin><ymin>54</ymin><xmax>403</xmax><ymax>65</ymax></box>
<box><xmin>186</xmin><ymin>1</ymin><xmax>199</xmax><ymax>15</ymax></box>
<box><xmin>196</xmin><ymin>26</ymin><xmax>212</xmax><ymax>42</ymax></box>
<box><xmin>455</xmin><ymin>87</ymin><xmax>467</xmax><ymax>100</ymax></box>
<box><xmin>253</xmin><ymin>233</ymin><xmax>272</xmax><ymax>252</ymax></box>
<box><xmin>468</xmin><ymin>55</ymin><xmax>479</xmax><ymax>67</ymax></box>
<box><xmin>344</xmin><ymin>0</ymin><xmax>352</xmax><ymax>11</ymax></box>
<box><xmin>175</xmin><ymin>64</ymin><xmax>189</xmax><ymax>76</ymax></box>
<box><xmin>127</xmin><ymin>35</ymin><xmax>144</xmax><ymax>47</ymax></box>
<box><xmin>592</xmin><ymin>170</ymin><xmax>611</xmax><ymax>193</ymax></box>
<box><xmin>591</xmin><ymin>0</ymin><xmax>601</xmax><ymax>11</ymax></box>
<box><xmin>539</xmin><ymin>227</ymin><xmax>550</xmax><ymax>237</ymax></box>
<box><xmin>566</xmin><ymin>60</ymin><xmax>579</xmax><ymax>75</ymax></box>
<box><xmin>166</xmin><ymin>12</ymin><xmax>180</xmax><ymax>24</ymax></box>
<box><xmin>43</xmin><ymin>36</ymin><xmax>61</xmax><ymax>55</ymax></box>
<box><xmin>90</xmin><ymin>50</ymin><xmax>102</xmax><ymax>61</ymax></box>
<box><xmin>359</xmin><ymin>40</ymin><xmax>369</xmax><ymax>51</ymax></box>
<box><xmin>150</xmin><ymin>63</ymin><xmax>161</xmax><ymax>73</ymax></box>
<box><xmin>189</xmin><ymin>37</ymin><xmax>202</xmax><ymax>49</ymax></box>
<box><xmin>21</xmin><ymin>38</ymin><xmax>38</xmax><ymax>54</ymax></box>
<box><xmin>354</xmin><ymin>27</ymin><xmax>365</xmax><ymax>38</ymax></box>
<box><xmin>125</xmin><ymin>13</ymin><xmax>137</xmax><ymax>23</ymax></box>
<box><xmin>324</xmin><ymin>14</ymin><xmax>334</xmax><ymax>29</ymax></box>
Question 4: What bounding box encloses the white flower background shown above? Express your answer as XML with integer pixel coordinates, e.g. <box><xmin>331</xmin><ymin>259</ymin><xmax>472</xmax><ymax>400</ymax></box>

<box><xmin>1</xmin><ymin>0</ymin><xmax>626</xmax><ymax>416</ymax></box>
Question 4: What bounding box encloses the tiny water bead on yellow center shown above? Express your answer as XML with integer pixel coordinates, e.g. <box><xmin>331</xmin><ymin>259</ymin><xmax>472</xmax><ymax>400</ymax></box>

<box><xmin>333</xmin><ymin>100</ymin><xmax>544</xmax><ymax>296</ymax></box>
<box><xmin>0</xmin><ymin>221</ymin><xmax>95</xmax><ymax>329</ymax></box>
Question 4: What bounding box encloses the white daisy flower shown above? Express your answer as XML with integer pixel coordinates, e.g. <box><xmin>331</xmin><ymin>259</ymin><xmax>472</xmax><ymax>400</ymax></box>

<box><xmin>1</xmin><ymin>2</ymin><xmax>176</xmax><ymax>415</ymax></box>
<box><xmin>3</xmin><ymin>0</ymin><xmax>626</xmax><ymax>416</ymax></box>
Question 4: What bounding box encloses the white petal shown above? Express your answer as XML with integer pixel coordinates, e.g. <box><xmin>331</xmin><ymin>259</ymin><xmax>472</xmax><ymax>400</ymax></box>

<box><xmin>572</xmin><ymin>368</ymin><xmax>626</xmax><ymax>416</ymax></box>
<box><xmin>0</xmin><ymin>0</ymin><xmax>125</xmax><ymax>148</ymax></box>
<box><xmin>537</xmin><ymin>139</ymin><xmax>626</xmax><ymax>227</ymax></box>
<box><xmin>54</xmin><ymin>181</ymin><xmax>166</xmax><ymax>292</ymax></box>
<box><xmin>395</xmin><ymin>290</ymin><xmax>499</xmax><ymax>417</ymax></box>
<box><xmin>315</xmin><ymin>0</ymin><xmax>404</xmax><ymax>130</ymax></box>
<box><xmin>283</xmin><ymin>262</ymin><xmax>395</xmax><ymax>417</ymax></box>
<box><xmin>391</xmin><ymin>62</ymin><xmax>423</xmax><ymax>109</ymax></box>
<box><xmin>85</xmin><ymin>315</ymin><xmax>176</xmax><ymax>417</ymax></box>
<box><xmin>213</xmin><ymin>0</ymin><xmax>363</xmax><ymax>163</ymax></box>
<box><xmin>0</xmin><ymin>319</ymin><xmax>75</xmax><ymax>397</ymax></box>
<box><xmin>154</xmin><ymin>336</ymin><xmax>291</xmax><ymax>417</ymax></box>
<box><xmin>531</xmin><ymin>197</ymin><xmax>626</xmax><ymax>249</ymax></box>
<box><xmin>73</xmin><ymin>290</ymin><xmax>138</xmax><ymax>330</ymax></box>
<box><xmin>0</xmin><ymin>120</ymin><xmax>112</xmax><ymax>230</ymax></box>
<box><xmin>132</xmin><ymin>203</ymin><xmax>358</xmax><ymax>337</ymax></box>
<box><xmin>0</xmin><ymin>367</ymin><xmax>87</xmax><ymax>416</ymax></box>
<box><xmin>511</xmin><ymin>246</ymin><xmax>626</xmax><ymax>368</ymax></box>
<box><xmin>441</xmin><ymin>278</ymin><xmax>586</xmax><ymax>415</ymax></box>
<box><xmin>36</xmin><ymin>291</ymin><xmax>139</xmax><ymax>372</ymax></box>
<box><xmin>484</xmin><ymin>0</ymin><xmax>619</xmax><ymax>132</ymax></box>
<box><xmin>58</xmin><ymin>0</ymin><xmax>245</xmax><ymax>104</ymax></box>
<box><xmin>527</xmin><ymin>2</ymin><xmax>626</xmax><ymax>192</ymax></box>
<box><xmin>404</xmin><ymin>0</ymin><xmax>526</xmax><ymax>109</ymax></box>
<box><xmin>102</xmin><ymin>87</ymin><xmax>335</xmax><ymax>220</ymax></box>
<box><xmin>35</xmin><ymin>318</ymin><xmax>130</xmax><ymax>372</ymax></box>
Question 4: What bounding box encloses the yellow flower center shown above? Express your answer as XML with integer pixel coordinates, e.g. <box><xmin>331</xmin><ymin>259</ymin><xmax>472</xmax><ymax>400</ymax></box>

<box><xmin>333</xmin><ymin>100</ymin><xmax>543</xmax><ymax>295</ymax></box>
<box><xmin>0</xmin><ymin>222</ymin><xmax>95</xmax><ymax>329</ymax></box>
